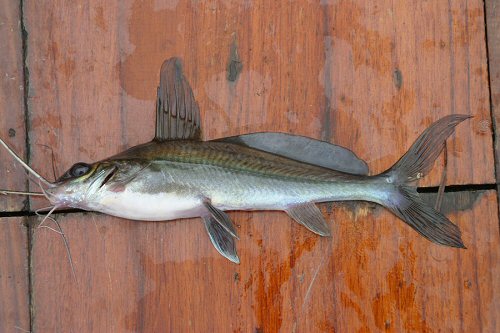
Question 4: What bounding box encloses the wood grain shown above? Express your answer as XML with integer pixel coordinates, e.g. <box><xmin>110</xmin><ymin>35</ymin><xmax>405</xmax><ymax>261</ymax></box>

<box><xmin>486</xmin><ymin>0</ymin><xmax>500</xmax><ymax>182</ymax></box>
<box><xmin>23</xmin><ymin>0</ymin><xmax>493</xmax><ymax>186</ymax></box>
<box><xmin>0</xmin><ymin>2</ymin><xmax>31</xmax><ymax>333</ymax></box>
<box><xmin>0</xmin><ymin>217</ymin><xmax>30</xmax><ymax>333</ymax></box>
<box><xmin>16</xmin><ymin>0</ymin><xmax>498</xmax><ymax>332</ymax></box>
<box><xmin>317</xmin><ymin>0</ymin><xmax>493</xmax><ymax>186</ymax></box>
<box><xmin>30</xmin><ymin>193</ymin><xmax>499</xmax><ymax>332</ymax></box>
<box><xmin>0</xmin><ymin>0</ymin><xmax>28</xmax><ymax>211</ymax></box>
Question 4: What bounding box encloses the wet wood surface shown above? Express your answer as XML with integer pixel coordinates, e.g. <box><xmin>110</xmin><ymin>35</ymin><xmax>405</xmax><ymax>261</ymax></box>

<box><xmin>0</xmin><ymin>1</ymin><xmax>30</xmax><ymax>333</ymax></box>
<box><xmin>30</xmin><ymin>192</ymin><xmax>500</xmax><ymax>332</ymax></box>
<box><xmin>0</xmin><ymin>0</ymin><xmax>499</xmax><ymax>332</ymax></box>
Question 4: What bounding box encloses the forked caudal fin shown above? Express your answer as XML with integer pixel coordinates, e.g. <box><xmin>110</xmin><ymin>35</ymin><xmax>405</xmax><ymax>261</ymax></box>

<box><xmin>378</xmin><ymin>114</ymin><xmax>471</xmax><ymax>248</ymax></box>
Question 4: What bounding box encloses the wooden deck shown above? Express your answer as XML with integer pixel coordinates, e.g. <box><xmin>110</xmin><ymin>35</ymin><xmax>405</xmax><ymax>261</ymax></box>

<box><xmin>1</xmin><ymin>0</ymin><xmax>499</xmax><ymax>332</ymax></box>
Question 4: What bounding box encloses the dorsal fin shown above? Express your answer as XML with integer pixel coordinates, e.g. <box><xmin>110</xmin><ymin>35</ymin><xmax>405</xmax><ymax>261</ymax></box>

<box><xmin>216</xmin><ymin>132</ymin><xmax>369</xmax><ymax>175</ymax></box>
<box><xmin>154</xmin><ymin>58</ymin><xmax>202</xmax><ymax>141</ymax></box>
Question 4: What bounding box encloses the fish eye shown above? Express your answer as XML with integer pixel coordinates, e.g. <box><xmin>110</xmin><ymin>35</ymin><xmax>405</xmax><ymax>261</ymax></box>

<box><xmin>57</xmin><ymin>162</ymin><xmax>94</xmax><ymax>182</ymax></box>
<box><xmin>70</xmin><ymin>162</ymin><xmax>91</xmax><ymax>177</ymax></box>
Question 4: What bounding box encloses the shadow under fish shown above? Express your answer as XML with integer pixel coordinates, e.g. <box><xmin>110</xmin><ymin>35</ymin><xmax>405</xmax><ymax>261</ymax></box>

<box><xmin>0</xmin><ymin>58</ymin><xmax>470</xmax><ymax>263</ymax></box>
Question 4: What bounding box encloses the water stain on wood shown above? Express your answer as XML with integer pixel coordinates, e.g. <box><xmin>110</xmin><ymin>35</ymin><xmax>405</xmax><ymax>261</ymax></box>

<box><xmin>421</xmin><ymin>191</ymin><xmax>484</xmax><ymax>215</ymax></box>
<box><xmin>321</xmin><ymin>36</ymin><xmax>334</xmax><ymax>142</ymax></box>
<box><xmin>227</xmin><ymin>38</ymin><xmax>243</xmax><ymax>82</ymax></box>
<box><xmin>253</xmin><ymin>232</ymin><xmax>318</xmax><ymax>332</ymax></box>
<box><xmin>329</xmin><ymin>0</ymin><xmax>392</xmax><ymax>74</ymax></box>
<box><xmin>13</xmin><ymin>0</ymin><xmax>499</xmax><ymax>332</ymax></box>
<box><xmin>393</xmin><ymin>68</ymin><xmax>403</xmax><ymax>90</ymax></box>
<box><xmin>94</xmin><ymin>6</ymin><xmax>107</xmax><ymax>31</ymax></box>
<box><xmin>371</xmin><ymin>246</ymin><xmax>432</xmax><ymax>332</ymax></box>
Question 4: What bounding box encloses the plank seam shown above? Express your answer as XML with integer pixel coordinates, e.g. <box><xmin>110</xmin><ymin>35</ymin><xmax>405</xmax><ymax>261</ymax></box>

<box><xmin>484</xmin><ymin>0</ymin><xmax>499</xmax><ymax>183</ymax></box>
<box><xmin>483</xmin><ymin>0</ymin><xmax>500</xmax><ymax>251</ymax></box>
<box><xmin>19</xmin><ymin>1</ymin><xmax>33</xmax><ymax>332</ymax></box>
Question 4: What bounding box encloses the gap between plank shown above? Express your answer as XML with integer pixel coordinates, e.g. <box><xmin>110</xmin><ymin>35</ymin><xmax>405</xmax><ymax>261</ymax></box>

<box><xmin>19</xmin><ymin>1</ymin><xmax>33</xmax><ymax>332</ymax></box>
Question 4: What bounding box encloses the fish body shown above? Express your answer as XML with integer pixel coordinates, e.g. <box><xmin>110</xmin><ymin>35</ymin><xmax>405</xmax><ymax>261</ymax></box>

<box><xmin>0</xmin><ymin>57</ymin><xmax>470</xmax><ymax>263</ymax></box>
<box><xmin>51</xmin><ymin>140</ymin><xmax>381</xmax><ymax>221</ymax></box>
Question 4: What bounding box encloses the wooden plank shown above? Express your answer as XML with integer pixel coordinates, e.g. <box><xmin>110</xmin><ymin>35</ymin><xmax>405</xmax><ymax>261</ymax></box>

<box><xmin>0</xmin><ymin>0</ymin><xmax>28</xmax><ymax>211</ymax></box>
<box><xmin>486</xmin><ymin>0</ymin><xmax>500</xmax><ymax>181</ymax></box>
<box><xmin>0</xmin><ymin>2</ymin><xmax>31</xmax><ymax>333</ymax></box>
<box><xmin>22</xmin><ymin>1</ymin><xmax>497</xmax><ymax>332</ymax></box>
<box><xmin>30</xmin><ymin>193</ymin><xmax>499</xmax><ymax>332</ymax></box>
<box><xmin>0</xmin><ymin>217</ymin><xmax>30</xmax><ymax>333</ymax></box>
<box><xmin>320</xmin><ymin>0</ymin><xmax>493</xmax><ymax>186</ymax></box>
<box><xmin>23</xmin><ymin>1</ymin><xmax>493</xmax><ymax>186</ymax></box>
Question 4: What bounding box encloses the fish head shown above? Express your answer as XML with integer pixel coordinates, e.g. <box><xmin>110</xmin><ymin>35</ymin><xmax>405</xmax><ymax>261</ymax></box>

<box><xmin>44</xmin><ymin>161</ymin><xmax>124</xmax><ymax>209</ymax></box>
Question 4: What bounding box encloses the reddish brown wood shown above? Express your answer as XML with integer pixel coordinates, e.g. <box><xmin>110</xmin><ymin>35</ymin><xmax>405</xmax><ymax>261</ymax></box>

<box><xmin>31</xmin><ymin>194</ymin><xmax>499</xmax><ymax>332</ymax></box>
<box><xmin>23</xmin><ymin>1</ymin><xmax>494</xmax><ymax>186</ymax></box>
<box><xmin>0</xmin><ymin>217</ymin><xmax>30</xmax><ymax>333</ymax></box>
<box><xmin>0</xmin><ymin>2</ymin><xmax>31</xmax><ymax>333</ymax></box>
<box><xmin>317</xmin><ymin>0</ymin><xmax>493</xmax><ymax>186</ymax></box>
<box><xmin>486</xmin><ymin>0</ymin><xmax>500</xmax><ymax>182</ymax></box>
<box><xmin>0</xmin><ymin>0</ymin><xmax>28</xmax><ymax>211</ymax></box>
<box><xmin>17</xmin><ymin>1</ymin><xmax>499</xmax><ymax>332</ymax></box>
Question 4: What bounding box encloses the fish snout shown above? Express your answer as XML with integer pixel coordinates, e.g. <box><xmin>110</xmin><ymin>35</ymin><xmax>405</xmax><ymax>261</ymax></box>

<box><xmin>44</xmin><ymin>186</ymin><xmax>78</xmax><ymax>206</ymax></box>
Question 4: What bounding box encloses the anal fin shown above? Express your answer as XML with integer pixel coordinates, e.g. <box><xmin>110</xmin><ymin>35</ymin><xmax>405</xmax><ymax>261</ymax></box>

<box><xmin>286</xmin><ymin>203</ymin><xmax>331</xmax><ymax>236</ymax></box>
<box><xmin>203</xmin><ymin>215</ymin><xmax>240</xmax><ymax>264</ymax></box>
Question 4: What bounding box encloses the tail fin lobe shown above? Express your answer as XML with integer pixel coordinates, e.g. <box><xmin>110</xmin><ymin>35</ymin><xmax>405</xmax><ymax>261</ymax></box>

<box><xmin>377</xmin><ymin>114</ymin><xmax>470</xmax><ymax>248</ymax></box>
<box><xmin>386</xmin><ymin>185</ymin><xmax>465</xmax><ymax>248</ymax></box>
<box><xmin>384</xmin><ymin>114</ymin><xmax>471</xmax><ymax>183</ymax></box>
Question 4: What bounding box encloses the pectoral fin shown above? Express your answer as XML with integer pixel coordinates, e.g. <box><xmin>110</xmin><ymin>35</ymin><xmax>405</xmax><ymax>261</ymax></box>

<box><xmin>203</xmin><ymin>202</ymin><xmax>239</xmax><ymax>238</ymax></box>
<box><xmin>286</xmin><ymin>203</ymin><xmax>331</xmax><ymax>236</ymax></box>
<box><xmin>203</xmin><ymin>215</ymin><xmax>240</xmax><ymax>264</ymax></box>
